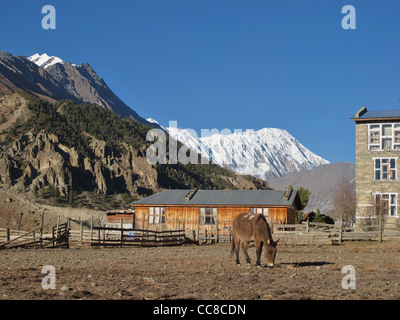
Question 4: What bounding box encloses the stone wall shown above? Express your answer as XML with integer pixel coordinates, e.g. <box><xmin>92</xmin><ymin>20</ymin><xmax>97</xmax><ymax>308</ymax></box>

<box><xmin>355</xmin><ymin>121</ymin><xmax>400</xmax><ymax>230</ymax></box>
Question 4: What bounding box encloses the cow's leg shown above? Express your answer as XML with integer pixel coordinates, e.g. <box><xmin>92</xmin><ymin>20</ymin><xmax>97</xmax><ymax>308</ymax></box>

<box><xmin>235</xmin><ymin>237</ymin><xmax>241</xmax><ymax>265</ymax></box>
<box><xmin>255</xmin><ymin>241</ymin><xmax>263</xmax><ymax>266</ymax></box>
<box><xmin>242</xmin><ymin>241</ymin><xmax>251</xmax><ymax>264</ymax></box>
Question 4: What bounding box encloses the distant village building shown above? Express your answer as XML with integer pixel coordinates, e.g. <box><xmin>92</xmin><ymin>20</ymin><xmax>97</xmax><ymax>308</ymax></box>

<box><xmin>130</xmin><ymin>189</ymin><xmax>303</xmax><ymax>231</ymax></box>
<box><xmin>351</xmin><ymin>107</ymin><xmax>400</xmax><ymax>229</ymax></box>
<box><xmin>105</xmin><ymin>210</ymin><xmax>135</xmax><ymax>228</ymax></box>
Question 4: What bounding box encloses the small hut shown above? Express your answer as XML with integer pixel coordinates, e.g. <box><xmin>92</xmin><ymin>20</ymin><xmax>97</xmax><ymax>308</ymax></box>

<box><xmin>105</xmin><ymin>209</ymin><xmax>135</xmax><ymax>229</ymax></box>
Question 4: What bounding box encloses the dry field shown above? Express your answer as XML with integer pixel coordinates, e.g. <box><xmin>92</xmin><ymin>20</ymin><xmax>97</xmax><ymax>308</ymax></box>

<box><xmin>0</xmin><ymin>239</ymin><xmax>400</xmax><ymax>301</ymax></box>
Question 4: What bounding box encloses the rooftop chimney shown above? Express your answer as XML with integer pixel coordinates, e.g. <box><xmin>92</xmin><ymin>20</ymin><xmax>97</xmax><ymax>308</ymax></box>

<box><xmin>282</xmin><ymin>186</ymin><xmax>293</xmax><ymax>201</ymax></box>
<box><xmin>185</xmin><ymin>189</ymin><xmax>198</xmax><ymax>201</ymax></box>
<box><xmin>355</xmin><ymin>107</ymin><xmax>367</xmax><ymax>118</ymax></box>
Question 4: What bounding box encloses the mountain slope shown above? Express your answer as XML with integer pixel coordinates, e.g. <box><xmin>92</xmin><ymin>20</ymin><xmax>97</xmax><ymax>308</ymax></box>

<box><xmin>268</xmin><ymin>162</ymin><xmax>355</xmax><ymax>215</ymax></box>
<box><xmin>0</xmin><ymin>51</ymin><xmax>149</xmax><ymax>124</ymax></box>
<box><xmin>162</xmin><ymin>123</ymin><xmax>329</xmax><ymax>179</ymax></box>
<box><xmin>0</xmin><ymin>92</ymin><xmax>269</xmax><ymax>207</ymax></box>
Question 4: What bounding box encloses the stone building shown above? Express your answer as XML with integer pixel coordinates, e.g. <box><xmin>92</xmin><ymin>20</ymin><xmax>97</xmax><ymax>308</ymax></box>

<box><xmin>351</xmin><ymin>107</ymin><xmax>400</xmax><ymax>230</ymax></box>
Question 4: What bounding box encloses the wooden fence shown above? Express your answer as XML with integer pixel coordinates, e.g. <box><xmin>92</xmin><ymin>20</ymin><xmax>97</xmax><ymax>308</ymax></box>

<box><xmin>127</xmin><ymin>217</ymin><xmax>234</xmax><ymax>244</ymax></box>
<box><xmin>2</xmin><ymin>217</ymin><xmax>400</xmax><ymax>248</ymax></box>
<box><xmin>0</xmin><ymin>222</ymin><xmax>70</xmax><ymax>249</ymax></box>
<box><xmin>90</xmin><ymin>226</ymin><xmax>186</xmax><ymax>247</ymax></box>
<box><xmin>272</xmin><ymin>220</ymin><xmax>400</xmax><ymax>245</ymax></box>
<box><xmin>57</xmin><ymin>220</ymin><xmax>400</xmax><ymax>247</ymax></box>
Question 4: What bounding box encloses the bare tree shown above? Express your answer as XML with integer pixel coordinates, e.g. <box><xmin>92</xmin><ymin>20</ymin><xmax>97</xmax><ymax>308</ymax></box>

<box><xmin>332</xmin><ymin>175</ymin><xmax>356</xmax><ymax>227</ymax></box>
<box><xmin>373</xmin><ymin>193</ymin><xmax>390</xmax><ymax>243</ymax></box>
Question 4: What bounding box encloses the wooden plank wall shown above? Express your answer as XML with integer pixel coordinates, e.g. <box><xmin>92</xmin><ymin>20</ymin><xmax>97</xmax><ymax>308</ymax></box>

<box><xmin>107</xmin><ymin>214</ymin><xmax>135</xmax><ymax>225</ymax></box>
<box><xmin>132</xmin><ymin>205</ymin><xmax>293</xmax><ymax>231</ymax></box>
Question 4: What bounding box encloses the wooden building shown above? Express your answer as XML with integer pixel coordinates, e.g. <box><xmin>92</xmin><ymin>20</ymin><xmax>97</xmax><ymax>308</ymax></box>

<box><xmin>130</xmin><ymin>188</ymin><xmax>303</xmax><ymax>232</ymax></box>
<box><xmin>106</xmin><ymin>210</ymin><xmax>135</xmax><ymax>228</ymax></box>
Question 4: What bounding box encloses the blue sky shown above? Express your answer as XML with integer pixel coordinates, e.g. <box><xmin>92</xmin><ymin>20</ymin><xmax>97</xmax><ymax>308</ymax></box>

<box><xmin>1</xmin><ymin>0</ymin><xmax>400</xmax><ymax>164</ymax></box>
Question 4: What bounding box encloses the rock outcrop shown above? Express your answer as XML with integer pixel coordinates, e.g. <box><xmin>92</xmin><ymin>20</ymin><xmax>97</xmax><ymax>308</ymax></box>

<box><xmin>3</xmin><ymin>129</ymin><xmax>159</xmax><ymax>197</ymax></box>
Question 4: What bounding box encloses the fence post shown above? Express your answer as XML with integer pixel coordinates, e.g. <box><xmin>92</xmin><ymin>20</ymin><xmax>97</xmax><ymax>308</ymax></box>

<box><xmin>215</xmin><ymin>216</ymin><xmax>219</xmax><ymax>243</ymax></box>
<box><xmin>80</xmin><ymin>219</ymin><xmax>83</xmax><ymax>246</ymax></box>
<box><xmin>306</xmin><ymin>218</ymin><xmax>309</xmax><ymax>233</ymax></box>
<box><xmin>17</xmin><ymin>212</ymin><xmax>23</xmax><ymax>231</ymax></box>
<box><xmin>120</xmin><ymin>218</ymin><xmax>123</xmax><ymax>247</ymax></box>
<box><xmin>6</xmin><ymin>228</ymin><xmax>10</xmax><ymax>242</ymax></box>
<box><xmin>56</xmin><ymin>215</ymin><xmax>60</xmax><ymax>238</ymax></box>
<box><xmin>39</xmin><ymin>211</ymin><xmax>44</xmax><ymax>244</ymax></box>
<box><xmin>66</xmin><ymin>219</ymin><xmax>70</xmax><ymax>249</ymax></box>
<box><xmin>90</xmin><ymin>216</ymin><xmax>94</xmax><ymax>247</ymax></box>
<box><xmin>339</xmin><ymin>217</ymin><xmax>343</xmax><ymax>244</ymax></box>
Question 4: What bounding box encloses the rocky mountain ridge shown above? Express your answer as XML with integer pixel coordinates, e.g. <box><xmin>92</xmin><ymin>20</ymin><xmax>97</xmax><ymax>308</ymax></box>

<box><xmin>0</xmin><ymin>51</ymin><xmax>149</xmax><ymax>124</ymax></box>
<box><xmin>161</xmin><ymin>121</ymin><xmax>329</xmax><ymax>179</ymax></box>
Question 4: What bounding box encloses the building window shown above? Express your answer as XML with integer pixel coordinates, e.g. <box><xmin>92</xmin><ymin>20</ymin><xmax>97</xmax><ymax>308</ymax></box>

<box><xmin>369</xmin><ymin>125</ymin><xmax>381</xmax><ymax>150</ymax></box>
<box><xmin>374</xmin><ymin>158</ymin><xmax>397</xmax><ymax>180</ymax></box>
<box><xmin>199</xmin><ymin>207</ymin><xmax>217</xmax><ymax>225</ymax></box>
<box><xmin>149</xmin><ymin>207</ymin><xmax>165</xmax><ymax>224</ymax></box>
<box><xmin>250</xmin><ymin>207</ymin><xmax>269</xmax><ymax>218</ymax></box>
<box><xmin>368</xmin><ymin>123</ymin><xmax>400</xmax><ymax>151</ymax></box>
<box><xmin>374</xmin><ymin>193</ymin><xmax>398</xmax><ymax>217</ymax></box>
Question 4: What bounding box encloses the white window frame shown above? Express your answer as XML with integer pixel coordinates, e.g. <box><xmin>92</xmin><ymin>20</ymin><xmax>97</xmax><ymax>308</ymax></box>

<box><xmin>148</xmin><ymin>206</ymin><xmax>165</xmax><ymax>224</ymax></box>
<box><xmin>199</xmin><ymin>207</ymin><xmax>217</xmax><ymax>225</ymax></box>
<box><xmin>368</xmin><ymin>123</ymin><xmax>400</xmax><ymax>151</ymax></box>
<box><xmin>373</xmin><ymin>193</ymin><xmax>398</xmax><ymax>217</ymax></box>
<box><xmin>373</xmin><ymin>157</ymin><xmax>397</xmax><ymax>181</ymax></box>
<box><xmin>250</xmin><ymin>207</ymin><xmax>269</xmax><ymax>218</ymax></box>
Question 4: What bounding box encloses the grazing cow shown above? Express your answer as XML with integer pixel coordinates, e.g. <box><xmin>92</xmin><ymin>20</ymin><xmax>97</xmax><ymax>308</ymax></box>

<box><xmin>231</xmin><ymin>212</ymin><xmax>279</xmax><ymax>267</ymax></box>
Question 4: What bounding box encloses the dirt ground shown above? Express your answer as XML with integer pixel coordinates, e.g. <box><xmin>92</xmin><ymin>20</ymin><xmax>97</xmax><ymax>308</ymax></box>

<box><xmin>0</xmin><ymin>239</ymin><xmax>400</xmax><ymax>301</ymax></box>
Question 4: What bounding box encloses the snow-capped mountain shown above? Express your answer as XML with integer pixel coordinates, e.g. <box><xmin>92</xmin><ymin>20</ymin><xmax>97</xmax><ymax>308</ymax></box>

<box><xmin>28</xmin><ymin>53</ymin><xmax>65</xmax><ymax>69</ymax></box>
<box><xmin>0</xmin><ymin>51</ymin><xmax>151</xmax><ymax>124</ymax></box>
<box><xmin>151</xmin><ymin>119</ymin><xmax>329</xmax><ymax>179</ymax></box>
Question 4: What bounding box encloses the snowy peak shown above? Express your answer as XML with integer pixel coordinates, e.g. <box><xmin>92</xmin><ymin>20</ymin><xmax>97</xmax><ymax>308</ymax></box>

<box><xmin>163</xmin><ymin>124</ymin><xmax>329</xmax><ymax>179</ymax></box>
<box><xmin>146</xmin><ymin>118</ymin><xmax>160</xmax><ymax>125</ymax></box>
<box><xmin>28</xmin><ymin>53</ymin><xmax>64</xmax><ymax>69</ymax></box>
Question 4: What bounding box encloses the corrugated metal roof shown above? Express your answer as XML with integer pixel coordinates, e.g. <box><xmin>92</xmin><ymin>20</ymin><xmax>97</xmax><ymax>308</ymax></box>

<box><xmin>132</xmin><ymin>189</ymin><xmax>302</xmax><ymax>209</ymax></box>
<box><xmin>351</xmin><ymin>108</ymin><xmax>400</xmax><ymax>121</ymax></box>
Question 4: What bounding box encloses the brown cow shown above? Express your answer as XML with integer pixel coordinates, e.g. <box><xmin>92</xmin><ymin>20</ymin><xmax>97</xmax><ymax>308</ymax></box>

<box><xmin>231</xmin><ymin>212</ymin><xmax>279</xmax><ymax>267</ymax></box>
